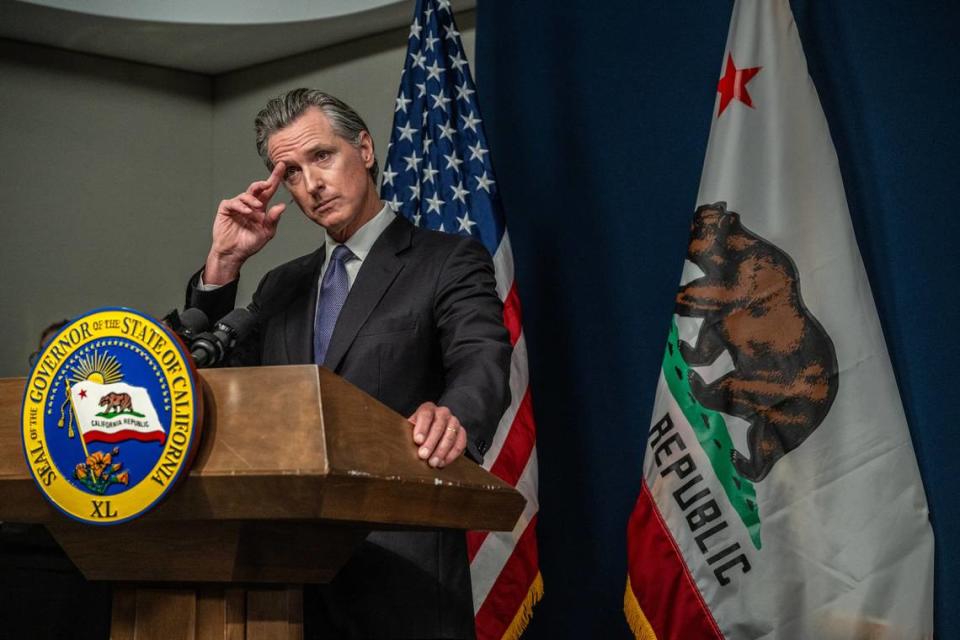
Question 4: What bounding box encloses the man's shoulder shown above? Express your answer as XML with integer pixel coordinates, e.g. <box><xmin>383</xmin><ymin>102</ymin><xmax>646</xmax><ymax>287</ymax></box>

<box><xmin>406</xmin><ymin>220</ymin><xmax>487</xmax><ymax>261</ymax></box>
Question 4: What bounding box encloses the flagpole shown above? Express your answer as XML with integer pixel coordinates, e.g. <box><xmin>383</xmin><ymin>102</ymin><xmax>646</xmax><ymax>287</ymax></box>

<box><xmin>65</xmin><ymin>380</ymin><xmax>90</xmax><ymax>458</ymax></box>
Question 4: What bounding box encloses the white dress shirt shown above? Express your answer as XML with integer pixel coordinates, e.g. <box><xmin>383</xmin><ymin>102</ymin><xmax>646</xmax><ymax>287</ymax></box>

<box><xmin>319</xmin><ymin>203</ymin><xmax>395</xmax><ymax>289</ymax></box>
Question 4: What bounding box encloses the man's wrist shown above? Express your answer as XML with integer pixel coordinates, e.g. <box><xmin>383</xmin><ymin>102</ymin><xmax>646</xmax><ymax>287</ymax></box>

<box><xmin>203</xmin><ymin>251</ymin><xmax>244</xmax><ymax>285</ymax></box>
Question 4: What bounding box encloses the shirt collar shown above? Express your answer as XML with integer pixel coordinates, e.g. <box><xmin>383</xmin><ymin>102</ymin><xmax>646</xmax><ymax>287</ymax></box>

<box><xmin>323</xmin><ymin>203</ymin><xmax>395</xmax><ymax>263</ymax></box>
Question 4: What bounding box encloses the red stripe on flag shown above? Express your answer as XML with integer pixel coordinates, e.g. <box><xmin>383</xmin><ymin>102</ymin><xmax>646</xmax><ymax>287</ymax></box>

<box><xmin>83</xmin><ymin>431</ymin><xmax>166</xmax><ymax>444</ymax></box>
<box><xmin>475</xmin><ymin>514</ymin><xmax>540</xmax><ymax>640</ymax></box>
<box><xmin>502</xmin><ymin>282</ymin><xmax>522</xmax><ymax>346</ymax></box>
<box><xmin>626</xmin><ymin>482</ymin><xmax>723</xmax><ymax>640</ymax></box>
<box><xmin>489</xmin><ymin>389</ymin><xmax>535</xmax><ymax>486</ymax></box>
<box><xmin>466</xmin><ymin>389</ymin><xmax>536</xmax><ymax>562</ymax></box>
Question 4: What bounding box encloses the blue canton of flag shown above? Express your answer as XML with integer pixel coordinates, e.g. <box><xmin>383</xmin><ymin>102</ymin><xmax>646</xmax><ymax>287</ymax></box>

<box><xmin>381</xmin><ymin>0</ymin><xmax>505</xmax><ymax>257</ymax></box>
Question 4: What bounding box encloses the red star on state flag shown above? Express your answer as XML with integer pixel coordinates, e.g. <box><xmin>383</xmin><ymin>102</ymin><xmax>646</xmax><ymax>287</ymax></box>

<box><xmin>79</xmin><ymin>388</ymin><xmax>87</xmax><ymax>399</ymax></box>
<box><xmin>717</xmin><ymin>53</ymin><xmax>762</xmax><ymax>117</ymax></box>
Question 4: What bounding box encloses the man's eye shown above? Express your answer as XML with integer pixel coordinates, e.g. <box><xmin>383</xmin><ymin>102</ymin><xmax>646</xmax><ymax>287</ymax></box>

<box><xmin>284</xmin><ymin>168</ymin><xmax>301</xmax><ymax>182</ymax></box>
<box><xmin>315</xmin><ymin>151</ymin><xmax>330</xmax><ymax>161</ymax></box>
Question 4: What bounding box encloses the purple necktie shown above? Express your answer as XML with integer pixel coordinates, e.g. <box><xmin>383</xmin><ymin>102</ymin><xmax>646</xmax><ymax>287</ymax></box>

<box><xmin>314</xmin><ymin>245</ymin><xmax>354</xmax><ymax>365</ymax></box>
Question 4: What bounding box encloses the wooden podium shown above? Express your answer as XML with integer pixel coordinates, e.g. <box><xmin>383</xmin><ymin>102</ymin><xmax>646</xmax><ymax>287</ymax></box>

<box><xmin>0</xmin><ymin>365</ymin><xmax>525</xmax><ymax>639</ymax></box>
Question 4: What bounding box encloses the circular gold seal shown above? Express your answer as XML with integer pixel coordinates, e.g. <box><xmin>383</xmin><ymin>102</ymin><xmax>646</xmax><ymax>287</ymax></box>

<box><xmin>21</xmin><ymin>308</ymin><xmax>202</xmax><ymax>525</ymax></box>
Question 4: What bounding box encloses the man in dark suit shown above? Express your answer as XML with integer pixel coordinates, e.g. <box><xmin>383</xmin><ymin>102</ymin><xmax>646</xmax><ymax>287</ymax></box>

<box><xmin>186</xmin><ymin>89</ymin><xmax>511</xmax><ymax>638</ymax></box>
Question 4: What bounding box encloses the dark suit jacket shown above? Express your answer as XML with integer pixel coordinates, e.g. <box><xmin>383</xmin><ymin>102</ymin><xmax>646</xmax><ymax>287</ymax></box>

<box><xmin>187</xmin><ymin>214</ymin><xmax>511</xmax><ymax>638</ymax></box>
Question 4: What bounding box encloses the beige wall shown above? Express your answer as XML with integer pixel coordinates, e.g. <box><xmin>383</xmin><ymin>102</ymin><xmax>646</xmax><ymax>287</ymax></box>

<box><xmin>0</xmin><ymin>13</ymin><xmax>476</xmax><ymax>377</ymax></box>
<box><xmin>0</xmin><ymin>39</ymin><xmax>212</xmax><ymax>376</ymax></box>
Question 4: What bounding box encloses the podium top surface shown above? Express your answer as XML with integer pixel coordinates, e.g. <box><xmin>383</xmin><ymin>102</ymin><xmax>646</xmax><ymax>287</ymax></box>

<box><xmin>0</xmin><ymin>365</ymin><xmax>524</xmax><ymax>532</ymax></box>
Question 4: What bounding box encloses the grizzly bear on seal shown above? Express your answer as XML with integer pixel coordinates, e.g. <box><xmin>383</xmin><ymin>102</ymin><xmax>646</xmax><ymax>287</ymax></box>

<box><xmin>675</xmin><ymin>202</ymin><xmax>838</xmax><ymax>482</ymax></box>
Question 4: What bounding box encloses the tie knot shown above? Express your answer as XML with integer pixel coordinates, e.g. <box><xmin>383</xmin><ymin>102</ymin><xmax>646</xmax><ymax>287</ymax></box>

<box><xmin>330</xmin><ymin>245</ymin><xmax>354</xmax><ymax>264</ymax></box>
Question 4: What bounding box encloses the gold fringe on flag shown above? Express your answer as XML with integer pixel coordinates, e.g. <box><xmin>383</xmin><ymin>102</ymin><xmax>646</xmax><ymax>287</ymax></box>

<box><xmin>501</xmin><ymin>571</ymin><xmax>544</xmax><ymax>640</ymax></box>
<box><xmin>623</xmin><ymin>576</ymin><xmax>658</xmax><ymax>640</ymax></box>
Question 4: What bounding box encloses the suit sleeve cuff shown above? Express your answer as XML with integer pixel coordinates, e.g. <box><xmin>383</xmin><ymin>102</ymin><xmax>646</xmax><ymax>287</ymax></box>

<box><xmin>439</xmin><ymin>389</ymin><xmax>492</xmax><ymax>465</ymax></box>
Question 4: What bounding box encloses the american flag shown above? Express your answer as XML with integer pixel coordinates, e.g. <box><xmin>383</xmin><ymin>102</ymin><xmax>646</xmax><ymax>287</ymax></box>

<box><xmin>381</xmin><ymin>1</ymin><xmax>542</xmax><ymax>638</ymax></box>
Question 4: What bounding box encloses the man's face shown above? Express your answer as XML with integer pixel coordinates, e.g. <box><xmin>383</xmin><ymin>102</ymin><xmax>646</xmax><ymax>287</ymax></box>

<box><xmin>267</xmin><ymin>107</ymin><xmax>378</xmax><ymax>242</ymax></box>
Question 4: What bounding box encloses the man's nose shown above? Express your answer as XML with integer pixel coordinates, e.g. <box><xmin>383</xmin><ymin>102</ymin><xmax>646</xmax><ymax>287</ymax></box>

<box><xmin>304</xmin><ymin>167</ymin><xmax>325</xmax><ymax>196</ymax></box>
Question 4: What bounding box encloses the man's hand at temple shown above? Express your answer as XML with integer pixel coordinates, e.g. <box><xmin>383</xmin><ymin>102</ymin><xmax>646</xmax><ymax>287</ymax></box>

<box><xmin>408</xmin><ymin>402</ymin><xmax>468</xmax><ymax>469</ymax></box>
<box><xmin>204</xmin><ymin>161</ymin><xmax>288</xmax><ymax>285</ymax></box>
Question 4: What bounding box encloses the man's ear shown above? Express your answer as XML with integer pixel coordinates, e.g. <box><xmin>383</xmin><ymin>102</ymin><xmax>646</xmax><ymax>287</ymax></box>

<box><xmin>358</xmin><ymin>130</ymin><xmax>375</xmax><ymax>168</ymax></box>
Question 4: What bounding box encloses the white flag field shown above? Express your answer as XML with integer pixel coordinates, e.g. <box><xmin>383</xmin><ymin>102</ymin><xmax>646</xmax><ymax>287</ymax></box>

<box><xmin>625</xmin><ymin>1</ymin><xmax>934</xmax><ymax>638</ymax></box>
<box><xmin>70</xmin><ymin>380</ymin><xmax>166</xmax><ymax>445</ymax></box>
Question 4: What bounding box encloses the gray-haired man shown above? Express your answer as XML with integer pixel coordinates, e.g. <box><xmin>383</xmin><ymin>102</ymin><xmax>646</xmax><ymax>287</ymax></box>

<box><xmin>187</xmin><ymin>89</ymin><xmax>511</xmax><ymax>638</ymax></box>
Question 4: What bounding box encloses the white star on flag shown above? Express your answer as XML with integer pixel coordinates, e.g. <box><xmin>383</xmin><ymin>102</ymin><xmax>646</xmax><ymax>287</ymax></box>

<box><xmin>456</xmin><ymin>212</ymin><xmax>477</xmax><ymax>233</ymax></box>
<box><xmin>416</xmin><ymin>82</ymin><xmax>427</xmax><ymax>98</ymax></box>
<box><xmin>397</xmin><ymin>121</ymin><xmax>417</xmax><ymax>142</ymax></box>
<box><xmin>449</xmin><ymin>52</ymin><xmax>468</xmax><ymax>73</ymax></box>
<box><xmin>456</xmin><ymin>83</ymin><xmax>475</xmax><ymax>102</ymax></box>
<box><xmin>438</xmin><ymin>120</ymin><xmax>455</xmax><ymax>141</ymax></box>
<box><xmin>422</xmin><ymin>165</ymin><xmax>440</xmax><ymax>183</ymax></box>
<box><xmin>469</xmin><ymin>141</ymin><xmax>489</xmax><ymax>162</ymax></box>
<box><xmin>423</xmin><ymin>135</ymin><xmax>433</xmax><ymax>153</ymax></box>
<box><xmin>431</xmin><ymin>92</ymin><xmax>452</xmax><ymax>111</ymax></box>
<box><xmin>408</xmin><ymin>182</ymin><xmax>421</xmax><ymax>200</ymax></box>
<box><xmin>444</xmin><ymin>151</ymin><xmax>464</xmax><ymax>171</ymax></box>
<box><xmin>475</xmin><ymin>171</ymin><xmax>494</xmax><ymax>192</ymax></box>
<box><xmin>461</xmin><ymin>112</ymin><xmax>481</xmax><ymax>132</ymax></box>
<box><xmin>450</xmin><ymin>181</ymin><xmax>468</xmax><ymax>204</ymax></box>
<box><xmin>410</xmin><ymin>51</ymin><xmax>426</xmax><ymax>69</ymax></box>
<box><xmin>381</xmin><ymin>166</ymin><xmax>398</xmax><ymax>187</ymax></box>
<box><xmin>403</xmin><ymin>151</ymin><xmax>422</xmax><ymax>172</ymax></box>
<box><xmin>426</xmin><ymin>192</ymin><xmax>444</xmax><ymax>214</ymax></box>
<box><xmin>409</xmin><ymin>18</ymin><xmax>422</xmax><ymax>40</ymax></box>
<box><xmin>395</xmin><ymin>95</ymin><xmax>412</xmax><ymax>113</ymax></box>
<box><xmin>426</xmin><ymin>60</ymin><xmax>444</xmax><ymax>82</ymax></box>
<box><xmin>443</xmin><ymin>23</ymin><xmax>459</xmax><ymax>40</ymax></box>
<box><xmin>425</xmin><ymin>34</ymin><xmax>440</xmax><ymax>50</ymax></box>
<box><xmin>386</xmin><ymin>194</ymin><xmax>402</xmax><ymax>211</ymax></box>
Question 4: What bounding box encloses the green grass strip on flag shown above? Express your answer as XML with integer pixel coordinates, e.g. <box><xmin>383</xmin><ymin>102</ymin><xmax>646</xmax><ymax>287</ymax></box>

<box><xmin>662</xmin><ymin>320</ymin><xmax>761</xmax><ymax>549</ymax></box>
<box><xmin>95</xmin><ymin>410</ymin><xmax>147</xmax><ymax>419</ymax></box>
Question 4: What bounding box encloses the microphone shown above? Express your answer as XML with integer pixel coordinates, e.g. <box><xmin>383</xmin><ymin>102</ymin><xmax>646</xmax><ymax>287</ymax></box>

<box><xmin>189</xmin><ymin>307</ymin><xmax>257</xmax><ymax>368</ymax></box>
<box><xmin>178</xmin><ymin>307</ymin><xmax>210</xmax><ymax>338</ymax></box>
<box><xmin>162</xmin><ymin>307</ymin><xmax>210</xmax><ymax>342</ymax></box>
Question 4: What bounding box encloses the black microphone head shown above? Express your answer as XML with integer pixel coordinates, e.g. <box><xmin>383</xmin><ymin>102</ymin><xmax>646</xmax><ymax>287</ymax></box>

<box><xmin>214</xmin><ymin>308</ymin><xmax>257</xmax><ymax>343</ymax></box>
<box><xmin>178</xmin><ymin>308</ymin><xmax>210</xmax><ymax>337</ymax></box>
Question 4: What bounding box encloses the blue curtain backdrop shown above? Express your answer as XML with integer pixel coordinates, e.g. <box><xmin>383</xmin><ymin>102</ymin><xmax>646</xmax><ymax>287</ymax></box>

<box><xmin>475</xmin><ymin>1</ymin><xmax>960</xmax><ymax>637</ymax></box>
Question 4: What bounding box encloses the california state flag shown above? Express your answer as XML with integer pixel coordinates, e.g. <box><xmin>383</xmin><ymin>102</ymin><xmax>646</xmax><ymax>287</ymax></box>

<box><xmin>70</xmin><ymin>380</ymin><xmax>166</xmax><ymax>445</ymax></box>
<box><xmin>624</xmin><ymin>1</ymin><xmax>934</xmax><ymax>638</ymax></box>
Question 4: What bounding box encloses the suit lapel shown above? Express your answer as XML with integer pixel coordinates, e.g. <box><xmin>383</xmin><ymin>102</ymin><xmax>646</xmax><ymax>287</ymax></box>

<box><xmin>283</xmin><ymin>247</ymin><xmax>325</xmax><ymax>364</ymax></box>
<box><xmin>323</xmin><ymin>216</ymin><xmax>412</xmax><ymax>371</ymax></box>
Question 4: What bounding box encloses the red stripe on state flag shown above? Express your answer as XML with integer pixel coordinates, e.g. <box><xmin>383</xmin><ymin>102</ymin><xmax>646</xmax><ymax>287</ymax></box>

<box><xmin>475</xmin><ymin>514</ymin><xmax>541</xmax><ymax>640</ymax></box>
<box><xmin>626</xmin><ymin>482</ymin><xmax>723</xmax><ymax>640</ymax></box>
<box><xmin>84</xmin><ymin>430</ymin><xmax>166</xmax><ymax>444</ymax></box>
<box><xmin>502</xmin><ymin>281</ymin><xmax>522</xmax><ymax>346</ymax></box>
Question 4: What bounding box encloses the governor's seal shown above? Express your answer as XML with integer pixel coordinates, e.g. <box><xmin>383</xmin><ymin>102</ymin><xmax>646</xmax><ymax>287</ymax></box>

<box><xmin>21</xmin><ymin>308</ymin><xmax>202</xmax><ymax>525</ymax></box>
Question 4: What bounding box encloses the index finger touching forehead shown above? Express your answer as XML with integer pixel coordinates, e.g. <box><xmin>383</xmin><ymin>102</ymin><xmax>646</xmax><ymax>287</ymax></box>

<box><xmin>263</xmin><ymin>161</ymin><xmax>286</xmax><ymax>195</ymax></box>
<box><xmin>269</xmin><ymin>160</ymin><xmax>286</xmax><ymax>182</ymax></box>
<box><xmin>249</xmin><ymin>161</ymin><xmax>286</xmax><ymax>196</ymax></box>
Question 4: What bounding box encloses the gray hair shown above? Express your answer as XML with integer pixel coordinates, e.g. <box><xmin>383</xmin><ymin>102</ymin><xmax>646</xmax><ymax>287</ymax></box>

<box><xmin>254</xmin><ymin>88</ymin><xmax>379</xmax><ymax>182</ymax></box>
